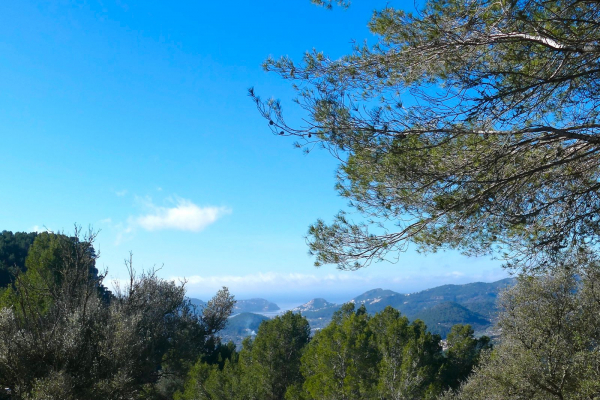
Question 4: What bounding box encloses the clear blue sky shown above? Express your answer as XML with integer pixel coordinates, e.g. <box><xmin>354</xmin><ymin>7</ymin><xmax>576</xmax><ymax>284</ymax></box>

<box><xmin>0</xmin><ymin>0</ymin><xmax>507</xmax><ymax>305</ymax></box>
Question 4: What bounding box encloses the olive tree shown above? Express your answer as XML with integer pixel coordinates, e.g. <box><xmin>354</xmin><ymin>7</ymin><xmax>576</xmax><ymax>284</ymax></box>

<box><xmin>444</xmin><ymin>261</ymin><xmax>600</xmax><ymax>399</ymax></box>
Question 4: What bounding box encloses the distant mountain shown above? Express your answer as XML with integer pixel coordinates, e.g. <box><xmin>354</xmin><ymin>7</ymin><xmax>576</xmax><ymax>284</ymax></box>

<box><xmin>397</xmin><ymin>279</ymin><xmax>515</xmax><ymax>319</ymax></box>
<box><xmin>220</xmin><ymin>312</ymin><xmax>270</xmax><ymax>347</ymax></box>
<box><xmin>352</xmin><ymin>288</ymin><xmax>401</xmax><ymax>304</ymax></box>
<box><xmin>293</xmin><ymin>298</ymin><xmax>336</xmax><ymax>313</ymax></box>
<box><xmin>234</xmin><ymin>298</ymin><xmax>280</xmax><ymax>313</ymax></box>
<box><xmin>188</xmin><ymin>298</ymin><xmax>206</xmax><ymax>310</ymax></box>
<box><xmin>295</xmin><ymin>278</ymin><xmax>514</xmax><ymax>337</ymax></box>
<box><xmin>292</xmin><ymin>299</ymin><xmax>339</xmax><ymax>329</ymax></box>
<box><xmin>349</xmin><ymin>278</ymin><xmax>514</xmax><ymax>320</ymax></box>
<box><xmin>416</xmin><ymin>302</ymin><xmax>491</xmax><ymax>337</ymax></box>
<box><xmin>205</xmin><ymin>278</ymin><xmax>514</xmax><ymax>345</ymax></box>
<box><xmin>187</xmin><ymin>297</ymin><xmax>279</xmax><ymax>314</ymax></box>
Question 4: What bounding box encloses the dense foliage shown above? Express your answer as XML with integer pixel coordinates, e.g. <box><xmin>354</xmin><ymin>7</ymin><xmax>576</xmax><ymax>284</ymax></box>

<box><xmin>0</xmin><ymin>230</ymin><xmax>496</xmax><ymax>399</ymax></box>
<box><xmin>445</xmin><ymin>261</ymin><xmax>600</xmax><ymax>399</ymax></box>
<box><xmin>5</xmin><ymin>0</ymin><xmax>600</xmax><ymax>397</ymax></box>
<box><xmin>4</xmin><ymin>228</ymin><xmax>595</xmax><ymax>399</ymax></box>
<box><xmin>252</xmin><ymin>0</ymin><xmax>600</xmax><ymax>272</ymax></box>
<box><xmin>417</xmin><ymin>302</ymin><xmax>490</xmax><ymax>338</ymax></box>
<box><xmin>0</xmin><ymin>230</ymin><xmax>235</xmax><ymax>400</ymax></box>
<box><xmin>177</xmin><ymin>305</ymin><xmax>490</xmax><ymax>400</ymax></box>
<box><xmin>0</xmin><ymin>231</ymin><xmax>37</xmax><ymax>288</ymax></box>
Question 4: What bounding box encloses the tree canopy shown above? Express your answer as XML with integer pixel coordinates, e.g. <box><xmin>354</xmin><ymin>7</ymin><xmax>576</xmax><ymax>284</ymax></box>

<box><xmin>177</xmin><ymin>303</ymin><xmax>490</xmax><ymax>400</ymax></box>
<box><xmin>252</xmin><ymin>0</ymin><xmax>600</xmax><ymax>272</ymax></box>
<box><xmin>0</xmin><ymin>231</ymin><xmax>37</xmax><ymax>288</ymax></box>
<box><xmin>0</xmin><ymin>229</ymin><xmax>235</xmax><ymax>400</ymax></box>
<box><xmin>445</xmin><ymin>260</ymin><xmax>600</xmax><ymax>399</ymax></box>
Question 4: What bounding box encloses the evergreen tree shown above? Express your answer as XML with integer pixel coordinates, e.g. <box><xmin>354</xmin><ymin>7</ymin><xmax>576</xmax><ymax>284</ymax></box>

<box><xmin>177</xmin><ymin>311</ymin><xmax>310</xmax><ymax>400</ymax></box>
<box><xmin>252</xmin><ymin>0</ymin><xmax>600</xmax><ymax>272</ymax></box>
<box><xmin>246</xmin><ymin>311</ymin><xmax>310</xmax><ymax>400</ymax></box>
<box><xmin>0</xmin><ymin>231</ymin><xmax>37</xmax><ymax>288</ymax></box>
<box><xmin>370</xmin><ymin>307</ymin><xmax>444</xmax><ymax>399</ymax></box>
<box><xmin>442</xmin><ymin>324</ymin><xmax>491</xmax><ymax>390</ymax></box>
<box><xmin>301</xmin><ymin>304</ymin><xmax>378</xmax><ymax>399</ymax></box>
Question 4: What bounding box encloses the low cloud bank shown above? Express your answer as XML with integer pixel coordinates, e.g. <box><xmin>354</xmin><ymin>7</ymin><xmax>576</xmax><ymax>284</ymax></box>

<box><xmin>135</xmin><ymin>199</ymin><xmax>230</xmax><ymax>232</ymax></box>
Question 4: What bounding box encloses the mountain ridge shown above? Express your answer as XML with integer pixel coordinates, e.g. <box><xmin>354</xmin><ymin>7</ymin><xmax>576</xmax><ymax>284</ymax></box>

<box><xmin>295</xmin><ymin>278</ymin><xmax>514</xmax><ymax>335</ymax></box>
<box><xmin>188</xmin><ymin>297</ymin><xmax>280</xmax><ymax>314</ymax></box>
<box><xmin>195</xmin><ymin>278</ymin><xmax>514</xmax><ymax>344</ymax></box>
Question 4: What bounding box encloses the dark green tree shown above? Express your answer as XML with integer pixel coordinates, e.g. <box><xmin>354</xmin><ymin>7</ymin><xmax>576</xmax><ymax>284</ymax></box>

<box><xmin>252</xmin><ymin>0</ymin><xmax>600</xmax><ymax>272</ymax></box>
<box><xmin>244</xmin><ymin>311</ymin><xmax>311</xmax><ymax>400</ymax></box>
<box><xmin>0</xmin><ymin>231</ymin><xmax>37</xmax><ymax>288</ymax></box>
<box><xmin>299</xmin><ymin>304</ymin><xmax>484</xmax><ymax>399</ymax></box>
<box><xmin>177</xmin><ymin>311</ymin><xmax>311</xmax><ymax>400</ymax></box>
<box><xmin>173</xmin><ymin>345</ymin><xmax>242</xmax><ymax>400</ymax></box>
<box><xmin>300</xmin><ymin>304</ymin><xmax>378</xmax><ymax>399</ymax></box>
<box><xmin>0</xmin><ymin>231</ymin><xmax>104</xmax><ymax>324</ymax></box>
<box><xmin>442</xmin><ymin>324</ymin><xmax>491</xmax><ymax>390</ymax></box>
<box><xmin>177</xmin><ymin>304</ymin><xmax>492</xmax><ymax>400</ymax></box>
<box><xmin>369</xmin><ymin>307</ymin><xmax>444</xmax><ymax>399</ymax></box>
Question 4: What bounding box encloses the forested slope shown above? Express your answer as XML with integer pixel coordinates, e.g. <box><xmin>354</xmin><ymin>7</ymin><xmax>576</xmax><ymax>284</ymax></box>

<box><xmin>295</xmin><ymin>278</ymin><xmax>514</xmax><ymax>335</ymax></box>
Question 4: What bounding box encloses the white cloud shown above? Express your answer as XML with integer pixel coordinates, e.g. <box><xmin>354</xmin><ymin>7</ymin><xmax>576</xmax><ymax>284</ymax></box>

<box><xmin>111</xmin><ymin>196</ymin><xmax>230</xmax><ymax>245</ymax></box>
<box><xmin>134</xmin><ymin>198</ymin><xmax>230</xmax><ymax>232</ymax></box>
<box><xmin>115</xmin><ymin>190</ymin><xmax>128</xmax><ymax>197</ymax></box>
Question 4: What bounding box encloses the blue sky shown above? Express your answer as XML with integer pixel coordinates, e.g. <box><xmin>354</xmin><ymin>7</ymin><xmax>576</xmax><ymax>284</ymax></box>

<box><xmin>0</xmin><ymin>0</ymin><xmax>508</xmax><ymax>305</ymax></box>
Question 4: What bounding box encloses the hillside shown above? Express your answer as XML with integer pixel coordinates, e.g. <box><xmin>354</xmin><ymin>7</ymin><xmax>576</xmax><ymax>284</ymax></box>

<box><xmin>219</xmin><ymin>312</ymin><xmax>270</xmax><ymax>347</ymax></box>
<box><xmin>291</xmin><ymin>298</ymin><xmax>338</xmax><ymax>331</ymax></box>
<box><xmin>188</xmin><ymin>297</ymin><xmax>279</xmax><ymax>314</ymax></box>
<box><xmin>295</xmin><ymin>278</ymin><xmax>514</xmax><ymax>336</ymax></box>
<box><xmin>293</xmin><ymin>298</ymin><xmax>336</xmax><ymax>313</ymax></box>
<box><xmin>234</xmin><ymin>298</ymin><xmax>279</xmax><ymax>313</ymax></box>
<box><xmin>201</xmin><ymin>278</ymin><xmax>514</xmax><ymax>342</ymax></box>
<box><xmin>416</xmin><ymin>302</ymin><xmax>491</xmax><ymax>337</ymax></box>
<box><xmin>398</xmin><ymin>279</ymin><xmax>515</xmax><ymax>319</ymax></box>
<box><xmin>352</xmin><ymin>288</ymin><xmax>400</xmax><ymax>304</ymax></box>
<box><xmin>349</xmin><ymin>278</ymin><xmax>514</xmax><ymax>319</ymax></box>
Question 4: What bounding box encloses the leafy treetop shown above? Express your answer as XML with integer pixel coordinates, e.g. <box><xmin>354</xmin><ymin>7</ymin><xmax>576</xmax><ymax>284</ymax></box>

<box><xmin>252</xmin><ymin>0</ymin><xmax>600</xmax><ymax>272</ymax></box>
